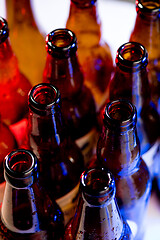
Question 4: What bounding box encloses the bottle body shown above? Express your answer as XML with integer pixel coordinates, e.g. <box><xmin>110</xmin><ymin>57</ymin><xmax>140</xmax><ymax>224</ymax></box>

<box><xmin>0</xmin><ymin>149</ymin><xmax>64</xmax><ymax>240</ymax></box>
<box><xmin>96</xmin><ymin>99</ymin><xmax>151</xmax><ymax>240</ymax></box>
<box><xmin>43</xmin><ymin>28</ymin><xmax>97</xmax><ymax>166</ymax></box>
<box><xmin>66</xmin><ymin>0</ymin><xmax>113</xmax><ymax>111</ymax></box>
<box><xmin>6</xmin><ymin>0</ymin><xmax>46</xmax><ymax>86</ymax></box>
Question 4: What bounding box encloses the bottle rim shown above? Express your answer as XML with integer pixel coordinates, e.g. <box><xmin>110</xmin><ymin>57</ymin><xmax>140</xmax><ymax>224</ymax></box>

<box><xmin>71</xmin><ymin>0</ymin><xmax>97</xmax><ymax>8</ymax></box>
<box><xmin>136</xmin><ymin>0</ymin><xmax>160</xmax><ymax>14</ymax></box>
<box><xmin>46</xmin><ymin>28</ymin><xmax>77</xmax><ymax>58</ymax></box>
<box><xmin>0</xmin><ymin>17</ymin><xmax>9</xmax><ymax>44</ymax></box>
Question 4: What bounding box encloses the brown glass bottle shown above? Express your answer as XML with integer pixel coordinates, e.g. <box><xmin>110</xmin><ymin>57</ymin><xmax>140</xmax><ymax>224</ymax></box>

<box><xmin>66</xmin><ymin>0</ymin><xmax>113</xmax><ymax>111</ymax></box>
<box><xmin>0</xmin><ymin>149</ymin><xmax>64</xmax><ymax>240</ymax></box>
<box><xmin>64</xmin><ymin>167</ymin><xmax>133</xmax><ymax>240</ymax></box>
<box><xmin>130</xmin><ymin>0</ymin><xmax>160</xmax><ymax>115</ymax></box>
<box><xmin>6</xmin><ymin>0</ymin><xmax>46</xmax><ymax>86</ymax></box>
<box><xmin>26</xmin><ymin>83</ymin><xmax>84</xmax><ymax>225</ymax></box>
<box><xmin>43</xmin><ymin>28</ymin><xmax>97</xmax><ymax>166</ymax></box>
<box><xmin>107</xmin><ymin>42</ymin><xmax>160</xmax><ymax>179</ymax></box>
<box><xmin>95</xmin><ymin>99</ymin><xmax>151</xmax><ymax>240</ymax></box>
<box><xmin>0</xmin><ymin>17</ymin><xmax>32</xmax><ymax>126</ymax></box>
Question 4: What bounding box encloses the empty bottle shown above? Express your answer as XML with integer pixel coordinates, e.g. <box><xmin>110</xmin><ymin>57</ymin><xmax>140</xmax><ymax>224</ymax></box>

<box><xmin>64</xmin><ymin>167</ymin><xmax>133</xmax><ymax>240</ymax></box>
<box><xmin>6</xmin><ymin>0</ymin><xmax>46</xmax><ymax>86</ymax></box>
<box><xmin>0</xmin><ymin>16</ymin><xmax>32</xmax><ymax>126</ymax></box>
<box><xmin>26</xmin><ymin>83</ymin><xmax>84</xmax><ymax>225</ymax></box>
<box><xmin>130</xmin><ymin>0</ymin><xmax>160</xmax><ymax>115</ymax></box>
<box><xmin>96</xmin><ymin>99</ymin><xmax>152</xmax><ymax>240</ymax></box>
<box><xmin>43</xmin><ymin>28</ymin><xmax>97</xmax><ymax>166</ymax></box>
<box><xmin>66</xmin><ymin>0</ymin><xmax>113</xmax><ymax>111</ymax></box>
<box><xmin>0</xmin><ymin>149</ymin><xmax>64</xmax><ymax>239</ymax></box>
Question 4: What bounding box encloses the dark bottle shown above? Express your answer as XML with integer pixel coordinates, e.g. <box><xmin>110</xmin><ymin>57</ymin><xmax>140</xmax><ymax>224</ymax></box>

<box><xmin>0</xmin><ymin>119</ymin><xmax>17</xmax><ymax>204</ymax></box>
<box><xmin>66</xmin><ymin>0</ymin><xmax>113</xmax><ymax>111</ymax></box>
<box><xmin>6</xmin><ymin>0</ymin><xmax>46</xmax><ymax>86</ymax></box>
<box><xmin>43</xmin><ymin>28</ymin><xmax>97</xmax><ymax>166</ymax></box>
<box><xmin>0</xmin><ymin>149</ymin><xmax>64</xmax><ymax>240</ymax></box>
<box><xmin>96</xmin><ymin>99</ymin><xmax>151</xmax><ymax>240</ymax></box>
<box><xmin>64</xmin><ymin>167</ymin><xmax>133</xmax><ymax>240</ymax></box>
<box><xmin>107</xmin><ymin>41</ymin><xmax>160</xmax><ymax>179</ymax></box>
<box><xmin>130</xmin><ymin>0</ymin><xmax>160</xmax><ymax>115</ymax></box>
<box><xmin>26</xmin><ymin>83</ymin><xmax>84</xmax><ymax>225</ymax></box>
<box><xmin>0</xmin><ymin>17</ymin><xmax>32</xmax><ymax>126</ymax></box>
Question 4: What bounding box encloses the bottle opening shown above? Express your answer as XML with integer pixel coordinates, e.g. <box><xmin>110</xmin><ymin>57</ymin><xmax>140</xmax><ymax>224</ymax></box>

<box><xmin>0</xmin><ymin>17</ymin><xmax>9</xmax><ymax>44</ymax></box>
<box><xmin>137</xmin><ymin>0</ymin><xmax>160</xmax><ymax>13</ymax></box>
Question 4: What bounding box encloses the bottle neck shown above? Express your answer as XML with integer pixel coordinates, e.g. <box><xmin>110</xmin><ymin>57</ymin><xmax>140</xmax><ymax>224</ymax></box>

<box><xmin>136</xmin><ymin>0</ymin><xmax>160</xmax><ymax>20</ymax></box>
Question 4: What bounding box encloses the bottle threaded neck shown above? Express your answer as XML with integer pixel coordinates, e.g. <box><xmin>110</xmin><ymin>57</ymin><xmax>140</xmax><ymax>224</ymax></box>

<box><xmin>0</xmin><ymin>17</ymin><xmax>9</xmax><ymax>44</ymax></box>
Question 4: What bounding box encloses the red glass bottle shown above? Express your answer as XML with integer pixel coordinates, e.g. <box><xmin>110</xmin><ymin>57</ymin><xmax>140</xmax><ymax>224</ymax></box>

<box><xmin>130</xmin><ymin>0</ymin><xmax>160</xmax><ymax>115</ymax></box>
<box><xmin>26</xmin><ymin>83</ymin><xmax>84</xmax><ymax>225</ymax></box>
<box><xmin>43</xmin><ymin>28</ymin><xmax>97</xmax><ymax>166</ymax></box>
<box><xmin>64</xmin><ymin>168</ymin><xmax>133</xmax><ymax>240</ymax></box>
<box><xmin>0</xmin><ymin>149</ymin><xmax>64</xmax><ymax>239</ymax></box>
<box><xmin>0</xmin><ymin>17</ymin><xmax>32</xmax><ymax>126</ymax></box>
<box><xmin>66</xmin><ymin>0</ymin><xmax>113</xmax><ymax>111</ymax></box>
<box><xmin>95</xmin><ymin>99</ymin><xmax>151</xmax><ymax>240</ymax></box>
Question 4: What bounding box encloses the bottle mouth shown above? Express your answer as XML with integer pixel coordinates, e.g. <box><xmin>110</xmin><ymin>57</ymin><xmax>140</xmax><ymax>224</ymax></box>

<box><xmin>116</xmin><ymin>42</ymin><xmax>148</xmax><ymax>70</ymax></box>
<box><xmin>4</xmin><ymin>149</ymin><xmax>38</xmax><ymax>188</ymax></box>
<box><xmin>136</xmin><ymin>0</ymin><xmax>160</xmax><ymax>14</ymax></box>
<box><xmin>46</xmin><ymin>28</ymin><xmax>77</xmax><ymax>58</ymax></box>
<box><xmin>81</xmin><ymin>168</ymin><xmax>115</xmax><ymax>205</ymax></box>
<box><xmin>103</xmin><ymin>99</ymin><xmax>137</xmax><ymax>131</ymax></box>
<box><xmin>28</xmin><ymin>83</ymin><xmax>61</xmax><ymax>115</ymax></box>
<box><xmin>0</xmin><ymin>17</ymin><xmax>9</xmax><ymax>44</ymax></box>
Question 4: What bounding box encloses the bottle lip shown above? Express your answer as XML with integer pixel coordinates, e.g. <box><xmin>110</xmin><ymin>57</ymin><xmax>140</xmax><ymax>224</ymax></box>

<box><xmin>0</xmin><ymin>17</ymin><xmax>9</xmax><ymax>44</ymax></box>
<box><xmin>136</xmin><ymin>0</ymin><xmax>160</xmax><ymax>14</ymax></box>
<box><xmin>81</xmin><ymin>167</ymin><xmax>116</xmax><ymax>205</ymax></box>
<box><xmin>116</xmin><ymin>41</ymin><xmax>148</xmax><ymax>70</ymax></box>
<box><xmin>71</xmin><ymin>0</ymin><xmax>97</xmax><ymax>8</ymax></box>
<box><xmin>28</xmin><ymin>83</ymin><xmax>61</xmax><ymax>115</ymax></box>
<box><xmin>103</xmin><ymin>99</ymin><xmax>137</xmax><ymax>131</ymax></box>
<box><xmin>46</xmin><ymin>28</ymin><xmax>77</xmax><ymax>58</ymax></box>
<box><xmin>4</xmin><ymin>149</ymin><xmax>38</xmax><ymax>188</ymax></box>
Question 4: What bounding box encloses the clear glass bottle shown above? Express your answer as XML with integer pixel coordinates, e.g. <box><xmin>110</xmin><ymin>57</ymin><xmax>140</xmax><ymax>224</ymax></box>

<box><xmin>64</xmin><ymin>167</ymin><xmax>133</xmax><ymax>240</ymax></box>
<box><xmin>107</xmin><ymin>42</ymin><xmax>160</xmax><ymax>179</ymax></box>
<box><xmin>25</xmin><ymin>83</ymin><xmax>84</xmax><ymax>225</ymax></box>
<box><xmin>130</xmin><ymin>0</ymin><xmax>160</xmax><ymax>115</ymax></box>
<box><xmin>0</xmin><ymin>17</ymin><xmax>32</xmax><ymax>126</ymax></box>
<box><xmin>96</xmin><ymin>99</ymin><xmax>152</xmax><ymax>240</ymax></box>
<box><xmin>0</xmin><ymin>149</ymin><xmax>64</xmax><ymax>239</ymax></box>
<box><xmin>6</xmin><ymin>0</ymin><xmax>46</xmax><ymax>86</ymax></box>
<box><xmin>66</xmin><ymin>0</ymin><xmax>113</xmax><ymax>111</ymax></box>
<box><xmin>43</xmin><ymin>28</ymin><xmax>97</xmax><ymax>166</ymax></box>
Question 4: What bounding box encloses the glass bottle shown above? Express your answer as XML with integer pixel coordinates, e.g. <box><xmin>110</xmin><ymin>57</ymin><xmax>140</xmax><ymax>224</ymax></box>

<box><xmin>26</xmin><ymin>83</ymin><xmax>84</xmax><ymax>225</ymax></box>
<box><xmin>129</xmin><ymin>0</ymin><xmax>160</xmax><ymax>115</ymax></box>
<box><xmin>96</xmin><ymin>99</ymin><xmax>152</xmax><ymax>240</ymax></box>
<box><xmin>66</xmin><ymin>0</ymin><xmax>113</xmax><ymax>111</ymax></box>
<box><xmin>107</xmin><ymin>41</ymin><xmax>160</xmax><ymax>179</ymax></box>
<box><xmin>64</xmin><ymin>167</ymin><xmax>133</xmax><ymax>240</ymax></box>
<box><xmin>0</xmin><ymin>149</ymin><xmax>64</xmax><ymax>240</ymax></box>
<box><xmin>0</xmin><ymin>17</ymin><xmax>32</xmax><ymax>126</ymax></box>
<box><xmin>6</xmin><ymin>0</ymin><xmax>46</xmax><ymax>86</ymax></box>
<box><xmin>0</xmin><ymin>119</ymin><xmax>17</xmax><ymax>204</ymax></box>
<box><xmin>43</xmin><ymin>28</ymin><xmax>97</xmax><ymax>166</ymax></box>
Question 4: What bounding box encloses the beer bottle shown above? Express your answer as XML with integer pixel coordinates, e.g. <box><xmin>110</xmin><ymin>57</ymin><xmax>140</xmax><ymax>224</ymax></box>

<box><xmin>130</xmin><ymin>0</ymin><xmax>160</xmax><ymax>115</ymax></box>
<box><xmin>66</xmin><ymin>0</ymin><xmax>113</xmax><ymax>111</ymax></box>
<box><xmin>64</xmin><ymin>167</ymin><xmax>133</xmax><ymax>240</ymax></box>
<box><xmin>43</xmin><ymin>28</ymin><xmax>97</xmax><ymax>166</ymax></box>
<box><xmin>0</xmin><ymin>17</ymin><xmax>32</xmax><ymax>126</ymax></box>
<box><xmin>6</xmin><ymin>0</ymin><xmax>46</xmax><ymax>86</ymax></box>
<box><xmin>107</xmin><ymin>42</ymin><xmax>160</xmax><ymax>179</ymax></box>
<box><xmin>0</xmin><ymin>149</ymin><xmax>64</xmax><ymax>239</ymax></box>
<box><xmin>26</xmin><ymin>83</ymin><xmax>84</xmax><ymax>225</ymax></box>
<box><xmin>96</xmin><ymin>99</ymin><xmax>152</xmax><ymax>240</ymax></box>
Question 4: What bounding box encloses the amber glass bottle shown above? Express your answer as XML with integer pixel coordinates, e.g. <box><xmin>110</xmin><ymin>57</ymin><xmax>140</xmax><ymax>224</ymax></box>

<box><xmin>66</xmin><ymin>0</ymin><xmax>113</xmax><ymax>111</ymax></box>
<box><xmin>64</xmin><ymin>168</ymin><xmax>133</xmax><ymax>240</ymax></box>
<box><xmin>107</xmin><ymin>42</ymin><xmax>160</xmax><ymax>179</ymax></box>
<box><xmin>26</xmin><ymin>83</ymin><xmax>84</xmax><ymax>225</ymax></box>
<box><xmin>0</xmin><ymin>149</ymin><xmax>64</xmax><ymax>240</ymax></box>
<box><xmin>0</xmin><ymin>17</ymin><xmax>32</xmax><ymax>126</ymax></box>
<box><xmin>95</xmin><ymin>99</ymin><xmax>151</xmax><ymax>240</ymax></box>
<box><xmin>130</xmin><ymin>0</ymin><xmax>160</xmax><ymax>115</ymax></box>
<box><xmin>6</xmin><ymin>0</ymin><xmax>46</xmax><ymax>86</ymax></box>
<box><xmin>43</xmin><ymin>28</ymin><xmax>97</xmax><ymax>166</ymax></box>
